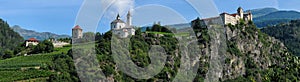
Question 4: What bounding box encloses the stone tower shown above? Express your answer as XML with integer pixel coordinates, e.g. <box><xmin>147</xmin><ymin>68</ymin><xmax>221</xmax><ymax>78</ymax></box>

<box><xmin>237</xmin><ymin>7</ymin><xmax>244</xmax><ymax>19</ymax></box>
<box><xmin>72</xmin><ymin>25</ymin><xmax>83</xmax><ymax>39</ymax></box>
<box><xmin>126</xmin><ymin>11</ymin><xmax>132</xmax><ymax>27</ymax></box>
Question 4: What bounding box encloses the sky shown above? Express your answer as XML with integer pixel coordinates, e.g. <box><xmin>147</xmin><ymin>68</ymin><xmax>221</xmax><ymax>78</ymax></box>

<box><xmin>0</xmin><ymin>0</ymin><xmax>300</xmax><ymax>35</ymax></box>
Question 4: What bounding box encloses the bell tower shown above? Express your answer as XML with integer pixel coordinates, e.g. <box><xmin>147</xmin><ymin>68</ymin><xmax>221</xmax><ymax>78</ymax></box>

<box><xmin>127</xmin><ymin>11</ymin><xmax>132</xmax><ymax>27</ymax></box>
<box><xmin>237</xmin><ymin>7</ymin><xmax>244</xmax><ymax>19</ymax></box>
<box><xmin>72</xmin><ymin>25</ymin><xmax>83</xmax><ymax>39</ymax></box>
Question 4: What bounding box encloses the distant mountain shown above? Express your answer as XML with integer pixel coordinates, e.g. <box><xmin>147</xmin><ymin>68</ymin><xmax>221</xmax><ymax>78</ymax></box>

<box><xmin>251</xmin><ymin>8</ymin><xmax>300</xmax><ymax>27</ymax></box>
<box><xmin>11</xmin><ymin>25</ymin><xmax>70</xmax><ymax>40</ymax></box>
<box><xmin>250</xmin><ymin>7</ymin><xmax>278</xmax><ymax>18</ymax></box>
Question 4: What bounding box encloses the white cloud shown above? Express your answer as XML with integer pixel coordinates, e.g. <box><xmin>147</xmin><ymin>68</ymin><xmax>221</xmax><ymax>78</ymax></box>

<box><xmin>104</xmin><ymin>0</ymin><xmax>135</xmax><ymax>20</ymax></box>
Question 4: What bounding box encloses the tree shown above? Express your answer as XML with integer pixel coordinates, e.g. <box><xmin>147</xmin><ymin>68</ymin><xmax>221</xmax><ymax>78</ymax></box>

<box><xmin>95</xmin><ymin>32</ymin><xmax>102</xmax><ymax>41</ymax></box>
<box><xmin>3</xmin><ymin>50</ymin><xmax>14</xmax><ymax>59</ymax></box>
<box><xmin>135</xmin><ymin>28</ymin><xmax>142</xmax><ymax>35</ymax></box>
<box><xmin>43</xmin><ymin>40</ymin><xmax>54</xmax><ymax>53</ymax></box>
<box><xmin>31</xmin><ymin>40</ymin><xmax>54</xmax><ymax>54</ymax></box>
<box><xmin>146</xmin><ymin>27</ymin><xmax>151</xmax><ymax>31</ymax></box>
<box><xmin>83</xmin><ymin>32</ymin><xmax>95</xmax><ymax>42</ymax></box>
<box><xmin>0</xmin><ymin>19</ymin><xmax>24</xmax><ymax>58</ymax></box>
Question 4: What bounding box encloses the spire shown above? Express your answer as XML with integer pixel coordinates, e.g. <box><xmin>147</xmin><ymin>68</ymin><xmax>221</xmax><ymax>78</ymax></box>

<box><xmin>117</xmin><ymin>14</ymin><xmax>120</xmax><ymax>20</ymax></box>
<box><xmin>127</xmin><ymin>10</ymin><xmax>131</xmax><ymax>16</ymax></box>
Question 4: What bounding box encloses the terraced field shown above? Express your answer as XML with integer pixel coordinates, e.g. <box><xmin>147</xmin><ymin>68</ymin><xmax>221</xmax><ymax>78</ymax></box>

<box><xmin>0</xmin><ymin>46</ymin><xmax>71</xmax><ymax>81</ymax></box>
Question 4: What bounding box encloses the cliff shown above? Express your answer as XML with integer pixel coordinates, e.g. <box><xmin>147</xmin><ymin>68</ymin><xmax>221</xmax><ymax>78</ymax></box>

<box><xmin>73</xmin><ymin>21</ymin><xmax>300</xmax><ymax>81</ymax></box>
<box><xmin>196</xmin><ymin>21</ymin><xmax>299</xmax><ymax>81</ymax></box>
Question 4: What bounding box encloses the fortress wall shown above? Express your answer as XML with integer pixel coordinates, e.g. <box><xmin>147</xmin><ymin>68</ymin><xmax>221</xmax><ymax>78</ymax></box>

<box><xmin>222</xmin><ymin>14</ymin><xmax>238</xmax><ymax>25</ymax></box>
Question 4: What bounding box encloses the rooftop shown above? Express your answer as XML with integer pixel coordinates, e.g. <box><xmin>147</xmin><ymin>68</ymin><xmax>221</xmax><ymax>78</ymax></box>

<box><xmin>72</xmin><ymin>25</ymin><xmax>82</xmax><ymax>30</ymax></box>
<box><xmin>111</xmin><ymin>19</ymin><xmax>126</xmax><ymax>24</ymax></box>
<box><xmin>26</xmin><ymin>38</ymin><xmax>39</xmax><ymax>42</ymax></box>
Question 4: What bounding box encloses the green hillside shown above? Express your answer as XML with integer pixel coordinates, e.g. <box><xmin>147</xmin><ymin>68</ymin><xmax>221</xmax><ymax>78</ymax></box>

<box><xmin>262</xmin><ymin>20</ymin><xmax>300</xmax><ymax>56</ymax></box>
<box><xmin>0</xmin><ymin>46</ymin><xmax>78</xmax><ymax>82</ymax></box>
<box><xmin>73</xmin><ymin>22</ymin><xmax>300</xmax><ymax>81</ymax></box>
<box><xmin>0</xmin><ymin>19</ymin><xmax>24</xmax><ymax>57</ymax></box>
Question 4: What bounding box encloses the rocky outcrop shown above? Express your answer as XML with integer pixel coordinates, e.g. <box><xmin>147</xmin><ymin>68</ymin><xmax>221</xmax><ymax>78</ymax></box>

<box><xmin>198</xmin><ymin>23</ymin><xmax>292</xmax><ymax>81</ymax></box>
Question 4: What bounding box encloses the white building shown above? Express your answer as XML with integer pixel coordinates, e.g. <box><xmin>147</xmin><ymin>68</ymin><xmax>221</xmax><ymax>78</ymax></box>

<box><xmin>220</xmin><ymin>7</ymin><xmax>253</xmax><ymax>25</ymax></box>
<box><xmin>193</xmin><ymin>7</ymin><xmax>253</xmax><ymax>26</ymax></box>
<box><xmin>25</xmin><ymin>38</ymin><xmax>39</xmax><ymax>47</ymax></box>
<box><xmin>111</xmin><ymin>11</ymin><xmax>135</xmax><ymax>38</ymax></box>
<box><xmin>49</xmin><ymin>39</ymin><xmax>70</xmax><ymax>48</ymax></box>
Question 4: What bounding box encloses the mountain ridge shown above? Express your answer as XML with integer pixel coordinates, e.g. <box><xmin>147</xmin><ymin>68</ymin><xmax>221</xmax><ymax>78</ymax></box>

<box><xmin>251</xmin><ymin>7</ymin><xmax>300</xmax><ymax>27</ymax></box>
<box><xmin>11</xmin><ymin>25</ymin><xmax>70</xmax><ymax>40</ymax></box>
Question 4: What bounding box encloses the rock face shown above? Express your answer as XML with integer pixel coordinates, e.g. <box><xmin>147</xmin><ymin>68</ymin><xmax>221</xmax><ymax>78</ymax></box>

<box><xmin>197</xmin><ymin>23</ymin><xmax>292</xmax><ymax>81</ymax></box>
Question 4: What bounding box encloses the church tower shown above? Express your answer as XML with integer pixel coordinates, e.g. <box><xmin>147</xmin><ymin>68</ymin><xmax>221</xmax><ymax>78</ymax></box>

<box><xmin>72</xmin><ymin>25</ymin><xmax>83</xmax><ymax>39</ymax></box>
<box><xmin>117</xmin><ymin>14</ymin><xmax>121</xmax><ymax>20</ymax></box>
<box><xmin>127</xmin><ymin>11</ymin><xmax>132</xmax><ymax>27</ymax></box>
<box><xmin>237</xmin><ymin>7</ymin><xmax>244</xmax><ymax>19</ymax></box>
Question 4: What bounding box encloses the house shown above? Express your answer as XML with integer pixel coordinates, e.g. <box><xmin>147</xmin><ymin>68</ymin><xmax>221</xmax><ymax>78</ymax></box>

<box><xmin>25</xmin><ymin>38</ymin><xmax>39</xmax><ymax>47</ymax></box>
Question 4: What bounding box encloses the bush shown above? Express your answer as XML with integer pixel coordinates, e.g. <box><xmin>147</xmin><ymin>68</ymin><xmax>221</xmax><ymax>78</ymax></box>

<box><xmin>2</xmin><ymin>50</ymin><xmax>14</xmax><ymax>59</ymax></box>
<box><xmin>31</xmin><ymin>40</ymin><xmax>54</xmax><ymax>54</ymax></box>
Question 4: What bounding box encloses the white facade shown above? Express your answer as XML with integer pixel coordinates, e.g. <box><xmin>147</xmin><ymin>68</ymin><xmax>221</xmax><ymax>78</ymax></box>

<box><xmin>220</xmin><ymin>7</ymin><xmax>253</xmax><ymax>25</ymax></box>
<box><xmin>194</xmin><ymin>7</ymin><xmax>253</xmax><ymax>26</ymax></box>
<box><xmin>111</xmin><ymin>22</ymin><xmax>126</xmax><ymax>30</ymax></box>
<box><xmin>25</xmin><ymin>38</ymin><xmax>39</xmax><ymax>47</ymax></box>
<box><xmin>53</xmin><ymin>41</ymin><xmax>70</xmax><ymax>47</ymax></box>
<box><xmin>26</xmin><ymin>41</ymin><xmax>39</xmax><ymax>47</ymax></box>
<box><xmin>111</xmin><ymin>11</ymin><xmax>135</xmax><ymax>38</ymax></box>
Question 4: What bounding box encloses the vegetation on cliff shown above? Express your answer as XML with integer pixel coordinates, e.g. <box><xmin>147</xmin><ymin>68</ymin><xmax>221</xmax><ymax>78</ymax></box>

<box><xmin>223</xmin><ymin>21</ymin><xmax>300</xmax><ymax>81</ymax></box>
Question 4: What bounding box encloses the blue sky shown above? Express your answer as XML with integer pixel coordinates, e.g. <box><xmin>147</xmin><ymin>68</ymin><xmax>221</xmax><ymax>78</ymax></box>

<box><xmin>0</xmin><ymin>0</ymin><xmax>299</xmax><ymax>35</ymax></box>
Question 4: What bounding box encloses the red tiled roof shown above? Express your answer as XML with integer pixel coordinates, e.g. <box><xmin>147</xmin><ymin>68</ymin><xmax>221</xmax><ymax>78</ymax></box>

<box><xmin>73</xmin><ymin>25</ymin><xmax>82</xmax><ymax>30</ymax></box>
<box><xmin>26</xmin><ymin>38</ymin><xmax>39</xmax><ymax>42</ymax></box>
<box><xmin>230</xmin><ymin>14</ymin><xmax>238</xmax><ymax>17</ymax></box>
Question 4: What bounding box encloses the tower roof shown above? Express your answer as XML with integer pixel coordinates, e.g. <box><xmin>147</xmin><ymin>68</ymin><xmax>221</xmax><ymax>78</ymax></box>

<box><xmin>127</xmin><ymin>11</ymin><xmax>131</xmax><ymax>16</ymax></box>
<box><xmin>237</xmin><ymin>7</ymin><xmax>243</xmax><ymax>11</ymax></box>
<box><xmin>117</xmin><ymin>14</ymin><xmax>120</xmax><ymax>19</ymax></box>
<box><xmin>111</xmin><ymin>14</ymin><xmax>125</xmax><ymax>24</ymax></box>
<box><xmin>72</xmin><ymin>25</ymin><xmax>82</xmax><ymax>30</ymax></box>
<box><xmin>111</xmin><ymin>19</ymin><xmax>126</xmax><ymax>24</ymax></box>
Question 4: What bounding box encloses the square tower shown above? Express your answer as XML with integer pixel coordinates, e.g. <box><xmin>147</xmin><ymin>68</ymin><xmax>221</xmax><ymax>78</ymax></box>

<box><xmin>72</xmin><ymin>25</ymin><xmax>83</xmax><ymax>39</ymax></box>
